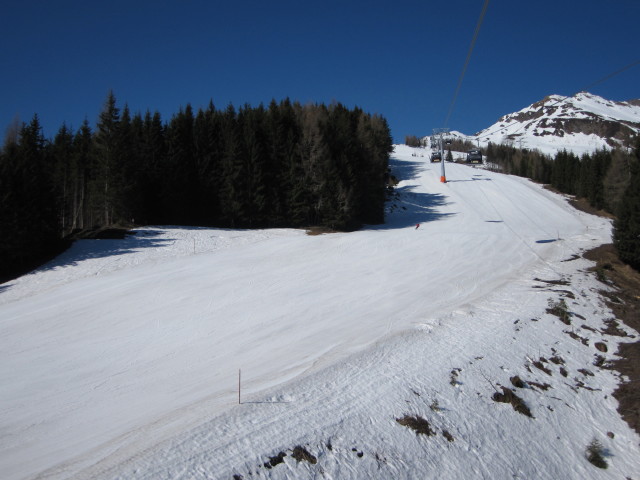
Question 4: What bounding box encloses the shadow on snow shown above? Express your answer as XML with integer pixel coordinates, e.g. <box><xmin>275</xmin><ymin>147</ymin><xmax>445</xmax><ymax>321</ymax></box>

<box><xmin>368</xmin><ymin>157</ymin><xmax>455</xmax><ymax>230</ymax></box>
<box><xmin>26</xmin><ymin>229</ymin><xmax>173</xmax><ymax>274</ymax></box>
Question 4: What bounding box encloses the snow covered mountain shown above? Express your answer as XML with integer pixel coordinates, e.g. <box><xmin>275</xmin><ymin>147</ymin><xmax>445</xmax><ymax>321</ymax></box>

<box><xmin>1</xmin><ymin>146</ymin><xmax>639</xmax><ymax>479</ymax></box>
<box><xmin>468</xmin><ymin>92</ymin><xmax>640</xmax><ymax>156</ymax></box>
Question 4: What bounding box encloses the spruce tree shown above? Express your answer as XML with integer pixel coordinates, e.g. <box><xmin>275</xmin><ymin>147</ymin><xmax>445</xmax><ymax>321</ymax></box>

<box><xmin>614</xmin><ymin>158</ymin><xmax>640</xmax><ymax>270</ymax></box>
<box><xmin>52</xmin><ymin>123</ymin><xmax>75</xmax><ymax>234</ymax></box>
<box><xmin>92</xmin><ymin>91</ymin><xmax>121</xmax><ymax>225</ymax></box>
<box><xmin>72</xmin><ymin>119</ymin><xmax>93</xmax><ymax>229</ymax></box>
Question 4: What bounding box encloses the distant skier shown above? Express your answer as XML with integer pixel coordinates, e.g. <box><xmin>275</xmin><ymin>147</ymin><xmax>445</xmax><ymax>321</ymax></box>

<box><xmin>415</xmin><ymin>223</ymin><xmax>420</xmax><ymax>230</ymax></box>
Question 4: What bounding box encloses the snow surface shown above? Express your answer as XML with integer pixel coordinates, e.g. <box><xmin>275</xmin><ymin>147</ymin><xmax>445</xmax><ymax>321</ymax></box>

<box><xmin>467</xmin><ymin>92</ymin><xmax>640</xmax><ymax>156</ymax></box>
<box><xmin>1</xmin><ymin>145</ymin><xmax>639</xmax><ymax>479</ymax></box>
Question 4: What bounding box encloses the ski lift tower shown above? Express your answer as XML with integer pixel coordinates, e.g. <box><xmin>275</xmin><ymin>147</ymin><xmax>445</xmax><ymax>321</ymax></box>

<box><xmin>433</xmin><ymin>128</ymin><xmax>450</xmax><ymax>183</ymax></box>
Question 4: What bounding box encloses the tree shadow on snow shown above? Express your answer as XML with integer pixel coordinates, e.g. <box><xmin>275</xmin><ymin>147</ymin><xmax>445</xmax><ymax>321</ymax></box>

<box><xmin>368</xmin><ymin>157</ymin><xmax>455</xmax><ymax>230</ymax></box>
<box><xmin>388</xmin><ymin>157</ymin><xmax>425</xmax><ymax>182</ymax></box>
<box><xmin>28</xmin><ymin>229</ymin><xmax>173</xmax><ymax>273</ymax></box>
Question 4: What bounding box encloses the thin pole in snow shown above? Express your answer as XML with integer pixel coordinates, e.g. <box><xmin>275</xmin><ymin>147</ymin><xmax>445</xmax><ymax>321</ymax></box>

<box><xmin>238</xmin><ymin>369</ymin><xmax>241</xmax><ymax>404</ymax></box>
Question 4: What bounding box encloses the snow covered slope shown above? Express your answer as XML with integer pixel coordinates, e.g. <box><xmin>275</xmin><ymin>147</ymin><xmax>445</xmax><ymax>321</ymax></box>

<box><xmin>1</xmin><ymin>145</ymin><xmax>638</xmax><ymax>479</ymax></box>
<box><xmin>469</xmin><ymin>92</ymin><xmax>640</xmax><ymax>156</ymax></box>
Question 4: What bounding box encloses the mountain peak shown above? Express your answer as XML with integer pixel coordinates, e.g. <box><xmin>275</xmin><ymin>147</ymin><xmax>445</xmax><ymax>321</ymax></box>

<box><xmin>470</xmin><ymin>92</ymin><xmax>640</xmax><ymax>156</ymax></box>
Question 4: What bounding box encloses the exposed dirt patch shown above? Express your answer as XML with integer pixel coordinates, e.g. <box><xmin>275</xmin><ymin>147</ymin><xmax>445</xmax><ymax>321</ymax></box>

<box><xmin>568</xmin><ymin>197</ymin><xmax>615</xmax><ymax>219</ymax></box>
<box><xmin>305</xmin><ymin>226</ymin><xmax>340</xmax><ymax>236</ymax></box>
<box><xmin>584</xmin><ymin>244</ymin><xmax>640</xmax><ymax>435</ymax></box>
<box><xmin>263</xmin><ymin>451</ymin><xmax>287</xmax><ymax>469</ymax></box>
<box><xmin>594</xmin><ymin>342</ymin><xmax>608</xmax><ymax>353</ymax></box>
<box><xmin>291</xmin><ymin>446</ymin><xmax>317</xmax><ymax>464</ymax></box>
<box><xmin>442</xmin><ymin>430</ymin><xmax>455</xmax><ymax>442</ymax></box>
<box><xmin>528</xmin><ymin>381</ymin><xmax>552</xmax><ymax>391</ymax></box>
<box><xmin>547</xmin><ymin>298</ymin><xmax>571</xmax><ymax>325</ymax></box>
<box><xmin>510</xmin><ymin>376</ymin><xmax>526</xmax><ymax>388</ymax></box>
<box><xmin>396</xmin><ymin>415</ymin><xmax>436</xmax><ymax>436</ymax></box>
<box><xmin>492</xmin><ymin>387</ymin><xmax>533</xmax><ymax>418</ymax></box>
<box><xmin>549</xmin><ymin>355</ymin><xmax>565</xmax><ymax>365</ymax></box>
<box><xmin>565</xmin><ymin>330</ymin><xmax>589</xmax><ymax>345</ymax></box>
<box><xmin>602</xmin><ymin>318</ymin><xmax>630</xmax><ymax>337</ymax></box>
<box><xmin>533</xmin><ymin>359</ymin><xmax>553</xmax><ymax>376</ymax></box>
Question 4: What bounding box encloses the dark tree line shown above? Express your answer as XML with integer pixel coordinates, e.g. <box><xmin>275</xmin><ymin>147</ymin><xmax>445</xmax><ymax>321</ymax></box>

<box><xmin>0</xmin><ymin>93</ymin><xmax>393</xmax><ymax>279</ymax></box>
<box><xmin>484</xmin><ymin>141</ymin><xmax>640</xmax><ymax>270</ymax></box>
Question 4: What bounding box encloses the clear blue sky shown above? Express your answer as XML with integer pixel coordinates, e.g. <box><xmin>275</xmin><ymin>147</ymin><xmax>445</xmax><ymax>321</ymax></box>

<box><xmin>2</xmin><ymin>0</ymin><xmax>639</xmax><ymax>143</ymax></box>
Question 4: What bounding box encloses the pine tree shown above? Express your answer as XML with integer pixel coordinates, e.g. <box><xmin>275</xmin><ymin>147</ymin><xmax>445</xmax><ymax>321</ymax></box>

<box><xmin>52</xmin><ymin>123</ymin><xmax>75</xmax><ymax>234</ymax></box>
<box><xmin>72</xmin><ymin>120</ymin><xmax>93</xmax><ymax>229</ymax></box>
<box><xmin>614</xmin><ymin>153</ymin><xmax>640</xmax><ymax>270</ymax></box>
<box><xmin>92</xmin><ymin>91</ymin><xmax>121</xmax><ymax>225</ymax></box>
<box><xmin>0</xmin><ymin>115</ymin><xmax>59</xmax><ymax>276</ymax></box>
<box><xmin>165</xmin><ymin>104</ymin><xmax>196</xmax><ymax>223</ymax></box>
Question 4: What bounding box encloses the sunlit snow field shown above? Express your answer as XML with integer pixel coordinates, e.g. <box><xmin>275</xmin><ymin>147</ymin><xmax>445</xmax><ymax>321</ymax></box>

<box><xmin>1</xmin><ymin>145</ymin><xmax>638</xmax><ymax>479</ymax></box>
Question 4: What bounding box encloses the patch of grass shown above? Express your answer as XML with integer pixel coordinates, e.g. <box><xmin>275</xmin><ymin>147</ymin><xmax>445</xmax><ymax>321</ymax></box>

<box><xmin>396</xmin><ymin>415</ymin><xmax>436</xmax><ymax>436</ymax></box>
<box><xmin>492</xmin><ymin>387</ymin><xmax>534</xmax><ymax>418</ymax></box>
<box><xmin>528</xmin><ymin>381</ymin><xmax>551</xmax><ymax>391</ymax></box>
<box><xmin>263</xmin><ymin>451</ymin><xmax>287</xmax><ymax>469</ymax></box>
<box><xmin>586</xmin><ymin>438</ymin><xmax>608</xmax><ymax>469</ymax></box>
<box><xmin>595</xmin><ymin>267</ymin><xmax>609</xmax><ymax>284</ymax></box>
<box><xmin>564</xmin><ymin>329</ymin><xmax>589</xmax><ymax>345</ymax></box>
<box><xmin>533</xmin><ymin>358</ymin><xmax>553</xmax><ymax>376</ymax></box>
<box><xmin>547</xmin><ymin>298</ymin><xmax>571</xmax><ymax>325</ymax></box>
<box><xmin>291</xmin><ymin>446</ymin><xmax>317</xmax><ymax>465</ymax></box>
<box><xmin>305</xmin><ymin>226</ymin><xmax>339</xmax><ymax>235</ymax></box>
<box><xmin>595</xmin><ymin>342</ymin><xmax>608</xmax><ymax>352</ymax></box>
<box><xmin>549</xmin><ymin>355</ymin><xmax>565</xmax><ymax>365</ymax></box>
<box><xmin>510</xmin><ymin>375</ymin><xmax>526</xmax><ymax>388</ymax></box>
<box><xmin>442</xmin><ymin>430</ymin><xmax>455</xmax><ymax>442</ymax></box>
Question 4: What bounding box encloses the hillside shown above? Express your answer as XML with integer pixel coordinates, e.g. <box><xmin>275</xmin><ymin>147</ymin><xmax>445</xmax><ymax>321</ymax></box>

<box><xmin>461</xmin><ymin>92</ymin><xmax>640</xmax><ymax>156</ymax></box>
<box><xmin>0</xmin><ymin>145</ymin><xmax>638</xmax><ymax>479</ymax></box>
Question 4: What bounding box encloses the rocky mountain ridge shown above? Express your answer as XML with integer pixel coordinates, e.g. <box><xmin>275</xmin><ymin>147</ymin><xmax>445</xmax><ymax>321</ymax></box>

<box><xmin>463</xmin><ymin>92</ymin><xmax>640</xmax><ymax>156</ymax></box>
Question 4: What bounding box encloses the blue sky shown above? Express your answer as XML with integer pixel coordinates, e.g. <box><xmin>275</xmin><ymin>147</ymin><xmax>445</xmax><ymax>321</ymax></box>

<box><xmin>2</xmin><ymin>0</ymin><xmax>639</xmax><ymax>143</ymax></box>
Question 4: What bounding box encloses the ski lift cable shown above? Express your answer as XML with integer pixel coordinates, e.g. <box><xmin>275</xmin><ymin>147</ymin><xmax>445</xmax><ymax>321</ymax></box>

<box><xmin>443</xmin><ymin>0</ymin><xmax>490</xmax><ymax>129</ymax></box>
<box><xmin>477</xmin><ymin>59</ymin><xmax>640</xmax><ymax>142</ymax></box>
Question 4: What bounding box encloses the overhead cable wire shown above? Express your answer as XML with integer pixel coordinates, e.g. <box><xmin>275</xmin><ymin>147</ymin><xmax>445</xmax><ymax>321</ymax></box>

<box><xmin>443</xmin><ymin>0</ymin><xmax>490</xmax><ymax>129</ymax></box>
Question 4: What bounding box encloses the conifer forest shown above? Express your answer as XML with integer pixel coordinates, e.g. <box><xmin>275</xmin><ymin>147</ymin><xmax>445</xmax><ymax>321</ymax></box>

<box><xmin>0</xmin><ymin>93</ymin><xmax>393</xmax><ymax>279</ymax></box>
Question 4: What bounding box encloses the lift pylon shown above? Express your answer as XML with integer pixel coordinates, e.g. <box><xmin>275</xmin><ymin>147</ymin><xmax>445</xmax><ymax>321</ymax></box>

<box><xmin>433</xmin><ymin>128</ymin><xmax>450</xmax><ymax>183</ymax></box>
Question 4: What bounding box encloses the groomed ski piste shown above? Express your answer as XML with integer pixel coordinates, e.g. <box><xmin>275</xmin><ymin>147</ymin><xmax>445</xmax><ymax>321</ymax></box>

<box><xmin>1</xmin><ymin>144</ymin><xmax>638</xmax><ymax>479</ymax></box>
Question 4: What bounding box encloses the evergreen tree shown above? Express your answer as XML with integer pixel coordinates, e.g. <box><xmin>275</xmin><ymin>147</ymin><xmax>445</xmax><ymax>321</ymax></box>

<box><xmin>614</xmin><ymin>159</ymin><xmax>640</xmax><ymax>270</ymax></box>
<box><xmin>446</xmin><ymin>149</ymin><xmax>453</xmax><ymax>163</ymax></box>
<box><xmin>92</xmin><ymin>91</ymin><xmax>121</xmax><ymax>225</ymax></box>
<box><xmin>165</xmin><ymin>104</ymin><xmax>196</xmax><ymax>223</ymax></box>
<box><xmin>0</xmin><ymin>115</ymin><xmax>59</xmax><ymax>277</ymax></box>
<box><xmin>219</xmin><ymin>104</ymin><xmax>248</xmax><ymax>227</ymax></box>
<box><xmin>72</xmin><ymin>120</ymin><xmax>93</xmax><ymax>229</ymax></box>
<box><xmin>139</xmin><ymin>110</ymin><xmax>166</xmax><ymax>224</ymax></box>
<box><xmin>51</xmin><ymin>123</ymin><xmax>75</xmax><ymax>234</ymax></box>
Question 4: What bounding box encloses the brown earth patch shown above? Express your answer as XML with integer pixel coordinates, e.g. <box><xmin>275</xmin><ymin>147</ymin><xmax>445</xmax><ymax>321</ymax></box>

<box><xmin>492</xmin><ymin>387</ymin><xmax>533</xmax><ymax>418</ymax></box>
<box><xmin>396</xmin><ymin>415</ymin><xmax>436</xmax><ymax>436</ymax></box>
<box><xmin>584</xmin><ymin>244</ymin><xmax>640</xmax><ymax>435</ymax></box>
